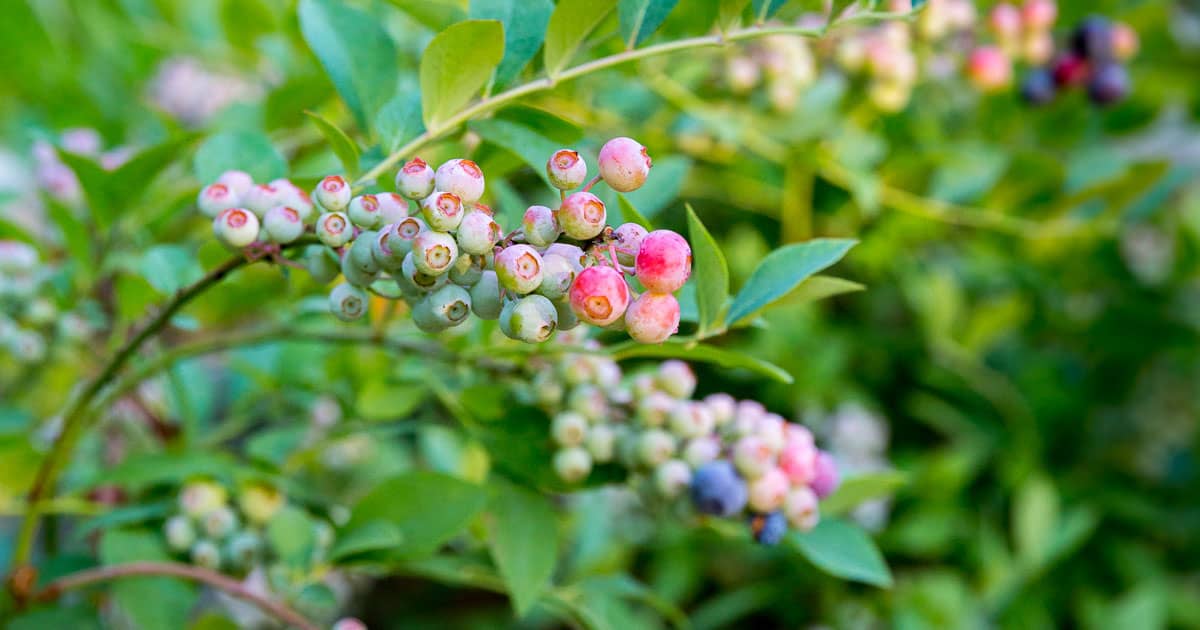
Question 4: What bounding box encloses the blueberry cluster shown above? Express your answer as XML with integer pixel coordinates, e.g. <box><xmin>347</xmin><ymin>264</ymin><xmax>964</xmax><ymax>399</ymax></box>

<box><xmin>1021</xmin><ymin>15</ymin><xmax>1138</xmax><ymax>106</ymax></box>
<box><xmin>529</xmin><ymin>343</ymin><xmax>839</xmax><ymax>545</ymax></box>
<box><xmin>163</xmin><ymin>480</ymin><xmax>332</xmax><ymax>575</ymax></box>
<box><xmin>197</xmin><ymin>137</ymin><xmax>692</xmax><ymax>345</ymax></box>
<box><xmin>0</xmin><ymin>240</ymin><xmax>94</xmax><ymax>363</ymax></box>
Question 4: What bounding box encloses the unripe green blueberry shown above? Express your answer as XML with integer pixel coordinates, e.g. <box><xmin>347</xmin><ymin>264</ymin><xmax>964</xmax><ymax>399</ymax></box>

<box><xmin>348</xmin><ymin>194</ymin><xmax>384</xmax><ymax>229</ymax></box>
<box><xmin>568</xmin><ymin>265</ymin><xmax>630</xmax><ymax>326</ymax></box>
<box><xmin>315</xmin><ymin>175</ymin><xmax>351</xmax><ymax>211</ymax></box>
<box><xmin>421</xmin><ymin>283</ymin><xmax>473</xmax><ymax>328</ymax></box>
<box><xmin>238</xmin><ymin>484</ymin><xmax>285</xmax><ymax>525</ymax></box>
<box><xmin>598</xmin><ymin>137</ymin><xmax>652</xmax><ymax>193</ymax></box>
<box><xmin>546</xmin><ymin>149</ymin><xmax>587</xmax><ymax>190</ymax></box>
<box><xmin>380</xmin><ymin>216</ymin><xmax>425</xmax><ymax>260</ymax></box>
<box><xmin>552</xmin><ymin>298</ymin><xmax>579</xmax><ymax>331</ymax></box>
<box><xmin>668</xmin><ymin>401</ymin><xmax>715</xmax><ymax>439</ymax></box>
<box><xmin>613</xmin><ymin>223</ymin><xmax>647</xmax><ymax>266</ymax></box>
<box><xmin>197</xmin><ymin>183</ymin><xmax>239</xmax><ymax>218</ymax></box>
<box><xmin>558</xmin><ymin>192</ymin><xmax>606</xmax><ymax>240</ymax></box>
<box><xmin>420</xmin><ymin>191</ymin><xmax>465</xmax><ymax>231</ymax></box>
<box><xmin>784</xmin><ymin>486</ymin><xmax>819</xmax><ymax>531</ymax></box>
<box><xmin>411</xmin><ymin>230</ymin><xmax>458</xmax><ymax>276</ymax></box>
<box><xmin>242</xmin><ymin>183</ymin><xmax>283</xmax><ymax>217</ymax></box>
<box><xmin>522</xmin><ymin>205</ymin><xmax>560</xmax><ymax>247</ymax></box>
<box><xmin>683</xmin><ymin>436</ymin><xmax>721</xmax><ymax>468</ymax></box>
<box><xmin>654</xmin><ymin>459</ymin><xmax>692</xmax><ymax>498</ymax></box>
<box><xmin>552</xmin><ymin>411</ymin><xmax>589</xmax><ymax>447</ymax></box>
<box><xmin>376</xmin><ymin>192</ymin><xmax>410</xmax><ymax>224</ymax></box>
<box><xmin>371</xmin><ymin>229</ymin><xmax>406</xmax><ymax>273</ymax></box>
<box><xmin>316</xmin><ymin>212</ymin><xmax>353</xmax><ymax>248</ymax></box>
<box><xmin>329</xmin><ymin>282</ymin><xmax>368</xmax><ymax>321</ymax></box>
<box><xmin>226</xmin><ymin>531</ymin><xmax>262</xmax><ymax>570</ymax></box>
<box><xmin>449</xmin><ymin>254</ymin><xmax>484</xmax><ymax>287</ymax></box>
<box><xmin>656</xmin><ymin>359</ymin><xmax>696</xmax><ymax>399</ymax></box>
<box><xmin>434</xmin><ymin>158</ymin><xmax>485</xmax><ymax>203</ymax></box>
<box><xmin>469</xmin><ymin>270</ymin><xmax>503</xmax><ymax>319</ymax></box>
<box><xmin>0</xmin><ymin>240</ymin><xmax>38</xmax><ymax>273</ymax></box>
<box><xmin>164</xmin><ymin>515</ymin><xmax>196</xmax><ymax>552</ymax></box>
<box><xmin>635</xmin><ymin>230</ymin><xmax>692</xmax><ymax>293</ymax></box>
<box><xmin>263</xmin><ymin>205</ymin><xmax>305</xmax><ymax>244</ymax></box>
<box><xmin>456</xmin><ymin>210</ymin><xmax>501</xmax><ymax>255</ymax></box>
<box><xmin>586</xmin><ymin>424</ymin><xmax>616</xmax><ymax>463</ymax></box>
<box><xmin>179</xmin><ymin>481</ymin><xmax>228</xmax><ymax>518</ymax></box>
<box><xmin>625</xmin><ymin>291</ymin><xmax>680</xmax><ymax>344</ymax></box>
<box><xmin>499</xmin><ymin>294</ymin><xmax>558</xmax><ymax>343</ymax></box>
<box><xmin>396</xmin><ymin>157</ymin><xmax>436</xmax><ymax>199</ymax></box>
<box><xmin>554</xmin><ymin>447</ymin><xmax>593</xmax><ymax>484</ymax></box>
<box><xmin>704</xmin><ymin>393</ymin><xmax>737</xmax><ymax>427</ymax></box>
<box><xmin>202</xmin><ymin>505</ymin><xmax>239</xmax><ymax>539</ymax></box>
<box><xmin>495</xmin><ymin>244</ymin><xmax>544</xmax><ymax>295</ymax></box>
<box><xmin>190</xmin><ymin>539</ymin><xmax>222</xmax><ymax>570</ymax></box>
<box><xmin>213</xmin><ymin>208</ymin><xmax>260</xmax><ymax>249</ymax></box>
<box><xmin>411</xmin><ymin>297</ymin><xmax>449</xmax><ymax>333</ymax></box>
<box><xmin>25</xmin><ymin>299</ymin><xmax>57</xmax><ymax>327</ymax></box>
<box><xmin>216</xmin><ymin>169</ymin><xmax>253</xmax><ymax>196</ymax></box>
<box><xmin>7</xmin><ymin>330</ymin><xmax>45</xmax><ymax>362</ymax></box>
<box><xmin>341</xmin><ymin>245</ymin><xmax>379</xmax><ymax>287</ymax></box>
<box><xmin>349</xmin><ymin>230</ymin><xmax>381</xmax><ymax>275</ymax></box>
<box><xmin>537</xmin><ymin>254</ymin><xmax>576</xmax><ymax>301</ymax></box>
<box><xmin>567</xmin><ymin>384</ymin><xmax>608</xmax><ymax>424</ymax></box>
<box><xmin>636</xmin><ymin>391</ymin><xmax>674</xmax><ymax>427</ymax></box>
<box><xmin>637</xmin><ymin>429</ymin><xmax>677</xmax><ymax>468</ymax></box>
<box><xmin>401</xmin><ymin>251</ymin><xmax>449</xmax><ymax>293</ymax></box>
<box><xmin>274</xmin><ymin>181</ymin><xmax>316</xmax><ymax>222</ymax></box>
<box><xmin>543</xmin><ymin>243</ymin><xmax>586</xmax><ymax>274</ymax></box>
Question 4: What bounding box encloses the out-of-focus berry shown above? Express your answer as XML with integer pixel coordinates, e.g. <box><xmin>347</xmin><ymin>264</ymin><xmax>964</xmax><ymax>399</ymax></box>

<box><xmin>554</xmin><ymin>447</ymin><xmax>593</xmax><ymax>483</ymax></box>
<box><xmin>329</xmin><ymin>283</ymin><xmax>368</xmax><ymax>322</ymax></box>
<box><xmin>656</xmin><ymin>360</ymin><xmax>696</xmax><ymax>399</ymax></box>
<box><xmin>690</xmin><ymin>461</ymin><xmax>748</xmax><ymax>516</ymax></box>
<box><xmin>625</xmin><ymin>292</ymin><xmax>680</xmax><ymax>344</ymax></box>
<box><xmin>263</xmin><ymin>206</ymin><xmax>304</xmax><ymax>244</ymax></box>
<box><xmin>552</xmin><ymin>412</ymin><xmax>589</xmax><ymax>447</ymax></box>
<box><xmin>655</xmin><ymin>459</ymin><xmax>693</xmax><ymax>498</ymax></box>
<box><xmin>213</xmin><ymin>208</ymin><xmax>260</xmax><ymax>249</ymax></box>
<box><xmin>747</xmin><ymin>467</ymin><xmax>789</xmax><ymax>513</ymax></box>
<box><xmin>197</xmin><ymin>183</ymin><xmax>239</xmax><ymax>218</ymax></box>
<box><xmin>810</xmin><ymin>451</ymin><xmax>840</xmax><ymax>499</ymax></box>
<box><xmin>1087</xmin><ymin>63</ymin><xmax>1130</xmax><ymax>105</ymax></box>
<box><xmin>967</xmin><ymin>46</ymin><xmax>1013</xmax><ymax>92</ymax></box>
<box><xmin>751</xmin><ymin>511</ymin><xmax>788</xmax><ymax>545</ymax></box>
<box><xmin>784</xmin><ymin>486</ymin><xmax>819</xmax><ymax>530</ymax></box>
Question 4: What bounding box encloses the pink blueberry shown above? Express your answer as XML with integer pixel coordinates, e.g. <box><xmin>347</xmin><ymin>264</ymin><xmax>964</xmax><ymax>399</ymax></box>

<box><xmin>779</xmin><ymin>440</ymin><xmax>817</xmax><ymax>485</ymax></box>
<box><xmin>598</xmin><ymin>137</ymin><xmax>652</xmax><ymax>193</ymax></box>
<box><xmin>559</xmin><ymin>192</ymin><xmax>607</xmax><ymax>240</ymax></box>
<box><xmin>396</xmin><ymin>157</ymin><xmax>436</xmax><ymax>200</ymax></box>
<box><xmin>434</xmin><ymin>158</ymin><xmax>485</xmax><ymax>203</ymax></box>
<box><xmin>625</xmin><ymin>291</ymin><xmax>680</xmax><ymax>344</ymax></box>
<box><xmin>547</xmin><ymin>149</ymin><xmax>588</xmax><ymax>190</ymax></box>
<box><xmin>1020</xmin><ymin>0</ymin><xmax>1056</xmax><ymax>31</ymax></box>
<box><xmin>988</xmin><ymin>3</ymin><xmax>1021</xmax><ymax>39</ymax></box>
<box><xmin>635</xmin><ymin>230</ymin><xmax>692</xmax><ymax>293</ymax></box>
<box><xmin>242</xmin><ymin>183</ymin><xmax>281</xmax><ymax>217</ymax></box>
<box><xmin>197</xmin><ymin>183</ymin><xmax>239</xmax><ymax>218</ymax></box>
<box><xmin>420</xmin><ymin>191</ymin><xmax>465</xmax><ymax>231</ymax></box>
<box><xmin>376</xmin><ymin>192</ymin><xmax>409</xmax><ymax>224</ymax></box>
<box><xmin>495</xmin><ymin>244</ymin><xmax>545</xmax><ymax>295</ymax></box>
<box><xmin>810</xmin><ymin>451</ymin><xmax>840</xmax><ymax>499</ymax></box>
<box><xmin>522</xmin><ymin>205</ymin><xmax>560</xmax><ymax>247</ymax></box>
<box><xmin>568</xmin><ymin>265</ymin><xmax>630</xmax><ymax>326</ymax></box>
<box><xmin>216</xmin><ymin>170</ymin><xmax>253</xmax><ymax>196</ymax></box>
<box><xmin>784</xmin><ymin>486</ymin><xmax>819</xmax><ymax>531</ymax></box>
<box><xmin>747</xmin><ymin>467</ymin><xmax>789</xmax><ymax>513</ymax></box>
<box><xmin>456</xmin><ymin>210</ymin><xmax>501</xmax><ymax>255</ymax></box>
<box><xmin>967</xmin><ymin>46</ymin><xmax>1013</xmax><ymax>92</ymax></box>
<box><xmin>733</xmin><ymin>435</ymin><xmax>775</xmax><ymax>480</ymax></box>
<box><xmin>213</xmin><ymin>208</ymin><xmax>260</xmax><ymax>249</ymax></box>
<box><xmin>613</xmin><ymin>222</ymin><xmax>648</xmax><ymax>265</ymax></box>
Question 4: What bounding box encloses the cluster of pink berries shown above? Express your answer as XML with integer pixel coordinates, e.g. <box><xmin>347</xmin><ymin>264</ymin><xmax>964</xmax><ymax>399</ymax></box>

<box><xmin>528</xmin><ymin>342</ymin><xmax>839</xmax><ymax>545</ymax></box>
<box><xmin>196</xmin><ymin>138</ymin><xmax>693</xmax><ymax>345</ymax></box>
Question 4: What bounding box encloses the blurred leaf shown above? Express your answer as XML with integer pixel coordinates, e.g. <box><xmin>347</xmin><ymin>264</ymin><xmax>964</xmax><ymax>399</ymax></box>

<box><xmin>46</xmin><ymin>199</ymin><xmax>93</xmax><ymax>273</ymax></box>
<box><xmin>686</xmin><ymin>204</ymin><xmax>729</xmax><ymax>336</ymax></box>
<box><xmin>821</xmin><ymin>470</ymin><xmax>907</xmax><ymax>516</ymax></box>
<box><xmin>357</xmin><ymin>381</ymin><xmax>426</xmax><ymax>422</ymax></box>
<box><xmin>139</xmin><ymin>245</ymin><xmax>203</xmax><ymax>296</ymax></box>
<box><xmin>752</xmin><ymin>0</ymin><xmax>788</xmax><ymax>22</ymax></box>
<box><xmin>488</xmin><ymin>482</ymin><xmax>559</xmax><ymax>616</ymax></box>
<box><xmin>376</xmin><ymin>92</ymin><xmax>425</xmax><ymax>154</ymax></box>
<box><xmin>619</xmin><ymin>0</ymin><xmax>680</xmax><ymax>47</ymax></box>
<box><xmin>610</xmin><ymin>155</ymin><xmax>690</xmax><ymax>219</ymax></box>
<box><xmin>610</xmin><ymin>340</ymin><xmax>793</xmax><ymax>383</ymax></box>
<box><xmin>930</xmin><ymin>143</ymin><xmax>1009</xmax><ymax>204</ymax></box>
<box><xmin>109</xmin><ymin>136</ymin><xmax>196</xmax><ymax>203</ymax></box>
<box><xmin>193</xmin><ymin>131</ymin><xmax>287</xmax><ymax>183</ymax></box>
<box><xmin>420</xmin><ymin>20</ymin><xmax>505</xmax><ymax>130</ymax></box>
<box><xmin>347</xmin><ymin>471</ymin><xmax>488</xmax><ymax>558</ymax></box>
<box><xmin>470</xmin><ymin>0</ymin><xmax>554</xmax><ymax>86</ymax></box>
<box><xmin>717</xmin><ymin>0</ymin><xmax>752</xmax><ymax>30</ymax></box>
<box><xmin>306</xmin><ymin>111</ymin><xmax>360</xmax><ymax>175</ymax></box>
<box><xmin>100</xmin><ymin>529</ymin><xmax>197</xmax><ymax>630</ymax></box>
<box><xmin>419</xmin><ymin>425</ymin><xmax>489</xmax><ymax>482</ymax></box>
<box><xmin>0</xmin><ymin>436</ymin><xmax>41</xmax><ymax>510</ymax></box>
<box><xmin>616</xmin><ymin>194</ymin><xmax>653</xmax><ymax>229</ymax></box>
<box><xmin>73</xmin><ymin>501</ymin><xmax>172</xmax><ymax>542</ymax></box>
<box><xmin>332</xmin><ymin>519</ymin><xmax>405</xmax><ymax>560</ymax></box>
<box><xmin>267</xmin><ymin>506</ymin><xmax>318</xmax><ymax>565</ymax></box>
<box><xmin>789</xmin><ymin>517</ymin><xmax>892</xmax><ymax>587</ymax></box>
<box><xmin>299</xmin><ymin>0</ymin><xmax>399</xmax><ymax>130</ymax></box>
<box><xmin>386</xmin><ymin>0</ymin><xmax>467</xmax><ymax>30</ymax></box>
<box><xmin>544</xmin><ymin>0</ymin><xmax>618</xmax><ymax>77</ymax></box>
<box><xmin>1065</xmin><ymin>146</ymin><xmax>1129</xmax><ymax>194</ymax></box>
<box><xmin>189</xmin><ymin>613</ymin><xmax>240</xmax><ymax>630</ymax></box>
<box><xmin>6</xmin><ymin>606</ymin><xmax>101</xmax><ymax>630</ymax></box>
<box><xmin>96</xmin><ymin>451</ymin><xmax>244</xmax><ymax>491</ymax></box>
<box><xmin>785</xmin><ymin>275</ymin><xmax>865</xmax><ymax>305</ymax></box>
<box><xmin>56</xmin><ymin>151</ymin><xmax>115</xmax><ymax>228</ymax></box>
<box><xmin>725</xmin><ymin>238</ymin><xmax>856</xmax><ymax>327</ymax></box>
<box><xmin>470</xmin><ymin>118</ymin><xmax>561</xmax><ymax>189</ymax></box>
<box><xmin>1013</xmin><ymin>474</ymin><xmax>1059</xmax><ymax>566</ymax></box>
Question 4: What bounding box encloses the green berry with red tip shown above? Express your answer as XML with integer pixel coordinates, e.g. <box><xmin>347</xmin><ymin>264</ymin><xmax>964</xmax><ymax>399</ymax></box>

<box><xmin>558</xmin><ymin>192</ymin><xmax>606</xmax><ymax>240</ymax></box>
<box><xmin>568</xmin><ymin>265</ymin><xmax>630</xmax><ymax>326</ymax></box>
<box><xmin>435</xmin><ymin>158</ymin><xmax>485</xmax><ymax>203</ymax></box>
<box><xmin>213</xmin><ymin>208</ymin><xmax>260</xmax><ymax>249</ymax></box>
<box><xmin>380</xmin><ymin>216</ymin><xmax>425</xmax><ymax>259</ymax></box>
<box><xmin>329</xmin><ymin>283</ymin><xmax>368</xmax><ymax>321</ymax></box>
<box><xmin>416</xmin><ymin>284</ymin><xmax>472</xmax><ymax>329</ymax></box>
<box><xmin>635</xmin><ymin>230</ymin><xmax>692</xmax><ymax>293</ymax></box>
<box><xmin>654</xmin><ymin>459</ymin><xmax>692</xmax><ymax>498</ymax></box>
<box><xmin>348</xmin><ymin>194</ymin><xmax>384</xmax><ymax>229</ymax></box>
<box><xmin>499</xmin><ymin>294</ymin><xmax>558</xmax><ymax>343</ymax></box>
<box><xmin>216</xmin><ymin>170</ymin><xmax>253</xmax><ymax>196</ymax></box>
<box><xmin>536</xmin><ymin>254</ymin><xmax>577</xmax><ymax>301</ymax></box>
<box><xmin>554</xmin><ymin>447</ymin><xmax>592</xmax><ymax>483</ymax></box>
<box><xmin>396</xmin><ymin>157</ymin><xmax>436</xmax><ymax>200</ymax></box>
<box><xmin>456</xmin><ymin>210</ymin><xmax>501</xmax><ymax>255</ymax></box>
<box><xmin>522</xmin><ymin>205</ymin><xmax>560</xmax><ymax>247</ymax></box>
<box><xmin>242</xmin><ymin>183</ymin><xmax>282</xmax><ymax>217</ymax></box>
<box><xmin>263</xmin><ymin>206</ymin><xmax>304</xmax><ymax>244</ymax></box>
<box><xmin>316</xmin><ymin>212</ymin><xmax>353</xmax><ymax>248</ymax></box>
<box><xmin>469</xmin><ymin>270</ymin><xmax>503</xmax><ymax>319</ymax></box>
<box><xmin>315</xmin><ymin>175</ymin><xmax>351</xmax><ymax>211</ymax></box>
<box><xmin>348</xmin><ymin>231</ymin><xmax>381</xmax><ymax>276</ymax></box>
<box><xmin>598</xmin><ymin>137</ymin><xmax>652</xmax><ymax>192</ymax></box>
<box><xmin>547</xmin><ymin>149</ymin><xmax>587</xmax><ymax>190</ymax></box>
<box><xmin>637</xmin><ymin>428</ymin><xmax>677</xmax><ymax>467</ymax></box>
<box><xmin>552</xmin><ymin>411</ymin><xmax>589</xmax><ymax>447</ymax></box>
<box><xmin>586</xmin><ymin>424</ymin><xmax>616</xmax><ymax>462</ymax></box>
<box><xmin>197</xmin><ymin>183</ymin><xmax>239</xmax><ymax>217</ymax></box>
<box><xmin>400</xmin><ymin>251</ymin><xmax>448</xmax><ymax>293</ymax></box>
<box><xmin>420</xmin><ymin>191</ymin><xmax>465</xmax><ymax>231</ymax></box>
<box><xmin>376</xmin><ymin>192</ymin><xmax>409</xmax><ymax>224</ymax></box>
<box><xmin>495</xmin><ymin>244</ymin><xmax>544</xmax><ymax>295</ymax></box>
<box><xmin>626</xmin><ymin>292</ymin><xmax>680</xmax><ymax>344</ymax></box>
<box><xmin>613</xmin><ymin>222</ymin><xmax>647</xmax><ymax>265</ymax></box>
<box><xmin>411</xmin><ymin>230</ymin><xmax>458</xmax><ymax>276</ymax></box>
<box><xmin>371</xmin><ymin>229</ymin><xmax>406</xmax><ymax>272</ymax></box>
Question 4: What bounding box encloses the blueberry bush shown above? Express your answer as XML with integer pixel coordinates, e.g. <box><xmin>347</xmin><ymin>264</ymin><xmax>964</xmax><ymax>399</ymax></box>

<box><xmin>1</xmin><ymin>0</ymin><xmax>1197</xmax><ymax>628</ymax></box>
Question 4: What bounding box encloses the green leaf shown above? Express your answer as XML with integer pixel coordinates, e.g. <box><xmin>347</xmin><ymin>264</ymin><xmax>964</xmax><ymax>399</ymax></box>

<box><xmin>789</xmin><ymin>517</ymin><xmax>892</xmax><ymax>587</ymax></box>
<box><xmin>73</xmin><ymin>501</ymin><xmax>173</xmax><ymax>542</ymax></box>
<box><xmin>331</xmin><ymin>519</ymin><xmax>405</xmax><ymax>560</ymax></box>
<box><xmin>100</xmin><ymin>529</ymin><xmax>198</xmax><ymax>630</ymax></box>
<box><xmin>610</xmin><ymin>340</ymin><xmax>793</xmax><ymax>383</ymax></box>
<box><xmin>717</xmin><ymin>0</ymin><xmax>752</xmax><ymax>30</ymax></box>
<box><xmin>306</xmin><ymin>111</ymin><xmax>360</xmax><ymax>175</ymax></box>
<box><xmin>686</xmin><ymin>204</ymin><xmax>729</xmax><ymax>336</ymax></box>
<box><xmin>618</xmin><ymin>0</ymin><xmax>679</xmax><ymax>47</ymax></box>
<box><xmin>725</xmin><ymin>238</ymin><xmax>856</xmax><ymax>327</ymax></box>
<box><xmin>488</xmin><ymin>482</ymin><xmax>559</xmax><ymax>617</ymax></box>
<box><xmin>470</xmin><ymin>0</ymin><xmax>554</xmax><ymax>86</ymax></box>
<box><xmin>785</xmin><ymin>275</ymin><xmax>865</xmax><ymax>304</ymax></box>
<box><xmin>347</xmin><ymin>471</ymin><xmax>488</xmax><ymax>558</ymax></box>
<box><xmin>821</xmin><ymin>470</ymin><xmax>907</xmax><ymax>517</ymax></box>
<box><xmin>386</xmin><ymin>0</ymin><xmax>467</xmax><ymax>31</ymax></box>
<box><xmin>420</xmin><ymin>20</ymin><xmax>505</xmax><ymax>131</ymax></box>
<box><xmin>613</xmin><ymin>155</ymin><xmax>690</xmax><ymax>219</ymax></box>
<box><xmin>299</xmin><ymin>0</ymin><xmax>399</xmax><ymax>130</ymax></box>
<box><xmin>96</xmin><ymin>451</ymin><xmax>245</xmax><ymax>491</ymax></box>
<box><xmin>193</xmin><ymin>131</ymin><xmax>287</xmax><ymax>184</ymax></box>
<box><xmin>751</xmin><ymin>0</ymin><xmax>788</xmax><ymax>22</ymax></box>
<box><xmin>357</xmin><ymin>381</ymin><xmax>427</xmax><ymax>422</ymax></box>
<box><xmin>7</xmin><ymin>606</ymin><xmax>101</xmax><ymax>630</ymax></box>
<box><xmin>140</xmin><ymin>245</ymin><xmax>204</xmax><ymax>296</ymax></box>
<box><xmin>376</xmin><ymin>92</ymin><xmax>426</xmax><ymax>155</ymax></box>
<box><xmin>470</xmin><ymin>118</ymin><xmax>561</xmax><ymax>189</ymax></box>
<box><xmin>1013</xmin><ymin>474</ymin><xmax>1059</xmax><ymax>565</ymax></box>
<box><xmin>615</xmin><ymin>194</ymin><xmax>652</xmax><ymax>229</ymax></box>
<box><xmin>543</xmin><ymin>0</ymin><xmax>618</xmax><ymax>77</ymax></box>
<box><xmin>47</xmin><ymin>198</ymin><xmax>93</xmax><ymax>272</ymax></box>
<box><xmin>266</xmin><ymin>506</ymin><xmax>318</xmax><ymax>565</ymax></box>
<box><xmin>56</xmin><ymin>151</ymin><xmax>115</xmax><ymax>228</ymax></box>
<box><xmin>109</xmin><ymin>136</ymin><xmax>196</xmax><ymax>203</ymax></box>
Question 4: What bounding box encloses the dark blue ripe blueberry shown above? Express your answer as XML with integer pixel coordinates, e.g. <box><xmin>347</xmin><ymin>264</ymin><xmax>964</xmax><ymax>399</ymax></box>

<box><xmin>751</xmin><ymin>511</ymin><xmax>788</xmax><ymax>546</ymax></box>
<box><xmin>1071</xmin><ymin>16</ymin><xmax>1114</xmax><ymax>62</ymax></box>
<box><xmin>1020</xmin><ymin>68</ymin><xmax>1057</xmax><ymax>105</ymax></box>
<box><xmin>1088</xmin><ymin>63</ymin><xmax>1130</xmax><ymax>105</ymax></box>
<box><xmin>690</xmin><ymin>461</ymin><xmax>748</xmax><ymax>517</ymax></box>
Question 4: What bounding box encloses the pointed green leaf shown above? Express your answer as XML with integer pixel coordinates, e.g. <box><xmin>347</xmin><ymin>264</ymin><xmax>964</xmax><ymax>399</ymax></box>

<box><xmin>376</xmin><ymin>91</ymin><xmax>425</xmax><ymax>154</ymax></box>
<box><xmin>717</xmin><ymin>0</ymin><xmax>752</xmax><ymax>30</ymax></box>
<box><xmin>609</xmin><ymin>340</ymin><xmax>793</xmax><ymax>383</ymax></box>
<box><xmin>469</xmin><ymin>118</ymin><xmax>561</xmax><ymax>189</ymax></box>
<box><xmin>726</xmin><ymin>238</ymin><xmax>856</xmax><ymax>327</ymax></box>
<box><xmin>299</xmin><ymin>0</ymin><xmax>399</xmax><ymax>130</ymax></box>
<box><xmin>544</xmin><ymin>0</ymin><xmax>618</xmax><ymax>77</ymax></box>
<box><xmin>686</xmin><ymin>204</ymin><xmax>728</xmax><ymax>335</ymax></box>
<box><xmin>56</xmin><ymin>151</ymin><xmax>115</xmax><ymax>228</ymax></box>
<box><xmin>347</xmin><ymin>471</ymin><xmax>488</xmax><ymax>558</ymax></box>
<box><xmin>331</xmin><ymin>519</ymin><xmax>405</xmax><ymax>560</ymax></box>
<box><xmin>470</xmin><ymin>0</ymin><xmax>554</xmax><ymax>86</ymax></box>
<box><xmin>193</xmin><ymin>130</ymin><xmax>287</xmax><ymax>184</ymax></box>
<box><xmin>306</xmin><ymin>111</ymin><xmax>361</xmax><ymax>174</ymax></box>
<box><xmin>789</xmin><ymin>517</ymin><xmax>893</xmax><ymax>587</ymax></box>
<box><xmin>140</xmin><ymin>245</ymin><xmax>204</xmax><ymax>296</ymax></box>
<box><xmin>821</xmin><ymin>470</ymin><xmax>907</xmax><ymax>516</ymax></box>
<box><xmin>615</xmin><ymin>194</ymin><xmax>652</xmax><ymax>229</ymax></box>
<box><xmin>386</xmin><ymin>0</ymin><xmax>467</xmax><ymax>30</ymax></box>
<box><xmin>786</xmin><ymin>275</ymin><xmax>865</xmax><ymax>305</ymax></box>
<box><xmin>752</xmin><ymin>0</ymin><xmax>788</xmax><ymax>22</ymax></box>
<box><xmin>618</xmin><ymin>0</ymin><xmax>680</xmax><ymax>47</ymax></box>
<box><xmin>488</xmin><ymin>482</ymin><xmax>559</xmax><ymax>616</ymax></box>
<box><xmin>420</xmin><ymin>20</ymin><xmax>505</xmax><ymax>130</ymax></box>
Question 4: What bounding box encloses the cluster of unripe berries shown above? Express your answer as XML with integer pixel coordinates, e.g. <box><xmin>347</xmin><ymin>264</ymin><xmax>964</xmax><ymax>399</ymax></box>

<box><xmin>162</xmin><ymin>480</ymin><xmax>331</xmax><ymax>575</ymax></box>
<box><xmin>0</xmin><ymin>240</ymin><xmax>92</xmax><ymax>362</ymax></box>
<box><xmin>197</xmin><ymin>137</ymin><xmax>693</xmax><ymax>345</ymax></box>
<box><xmin>1017</xmin><ymin>14</ymin><xmax>1138</xmax><ymax>106</ymax></box>
<box><xmin>527</xmin><ymin>344</ymin><xmax>839</xmax><ymax>545</ymax></box>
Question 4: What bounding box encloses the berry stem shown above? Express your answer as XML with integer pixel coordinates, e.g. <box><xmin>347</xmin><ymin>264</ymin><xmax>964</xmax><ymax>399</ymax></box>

<box><xmin>31</xmin><ymin>561</ymin><xmax>320</xmax><ymax>630</ymax></box>
<box><xmin>581</xmin><ymin>175</ymin><xmax>603</xmax><ymax>193</ymax></box>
